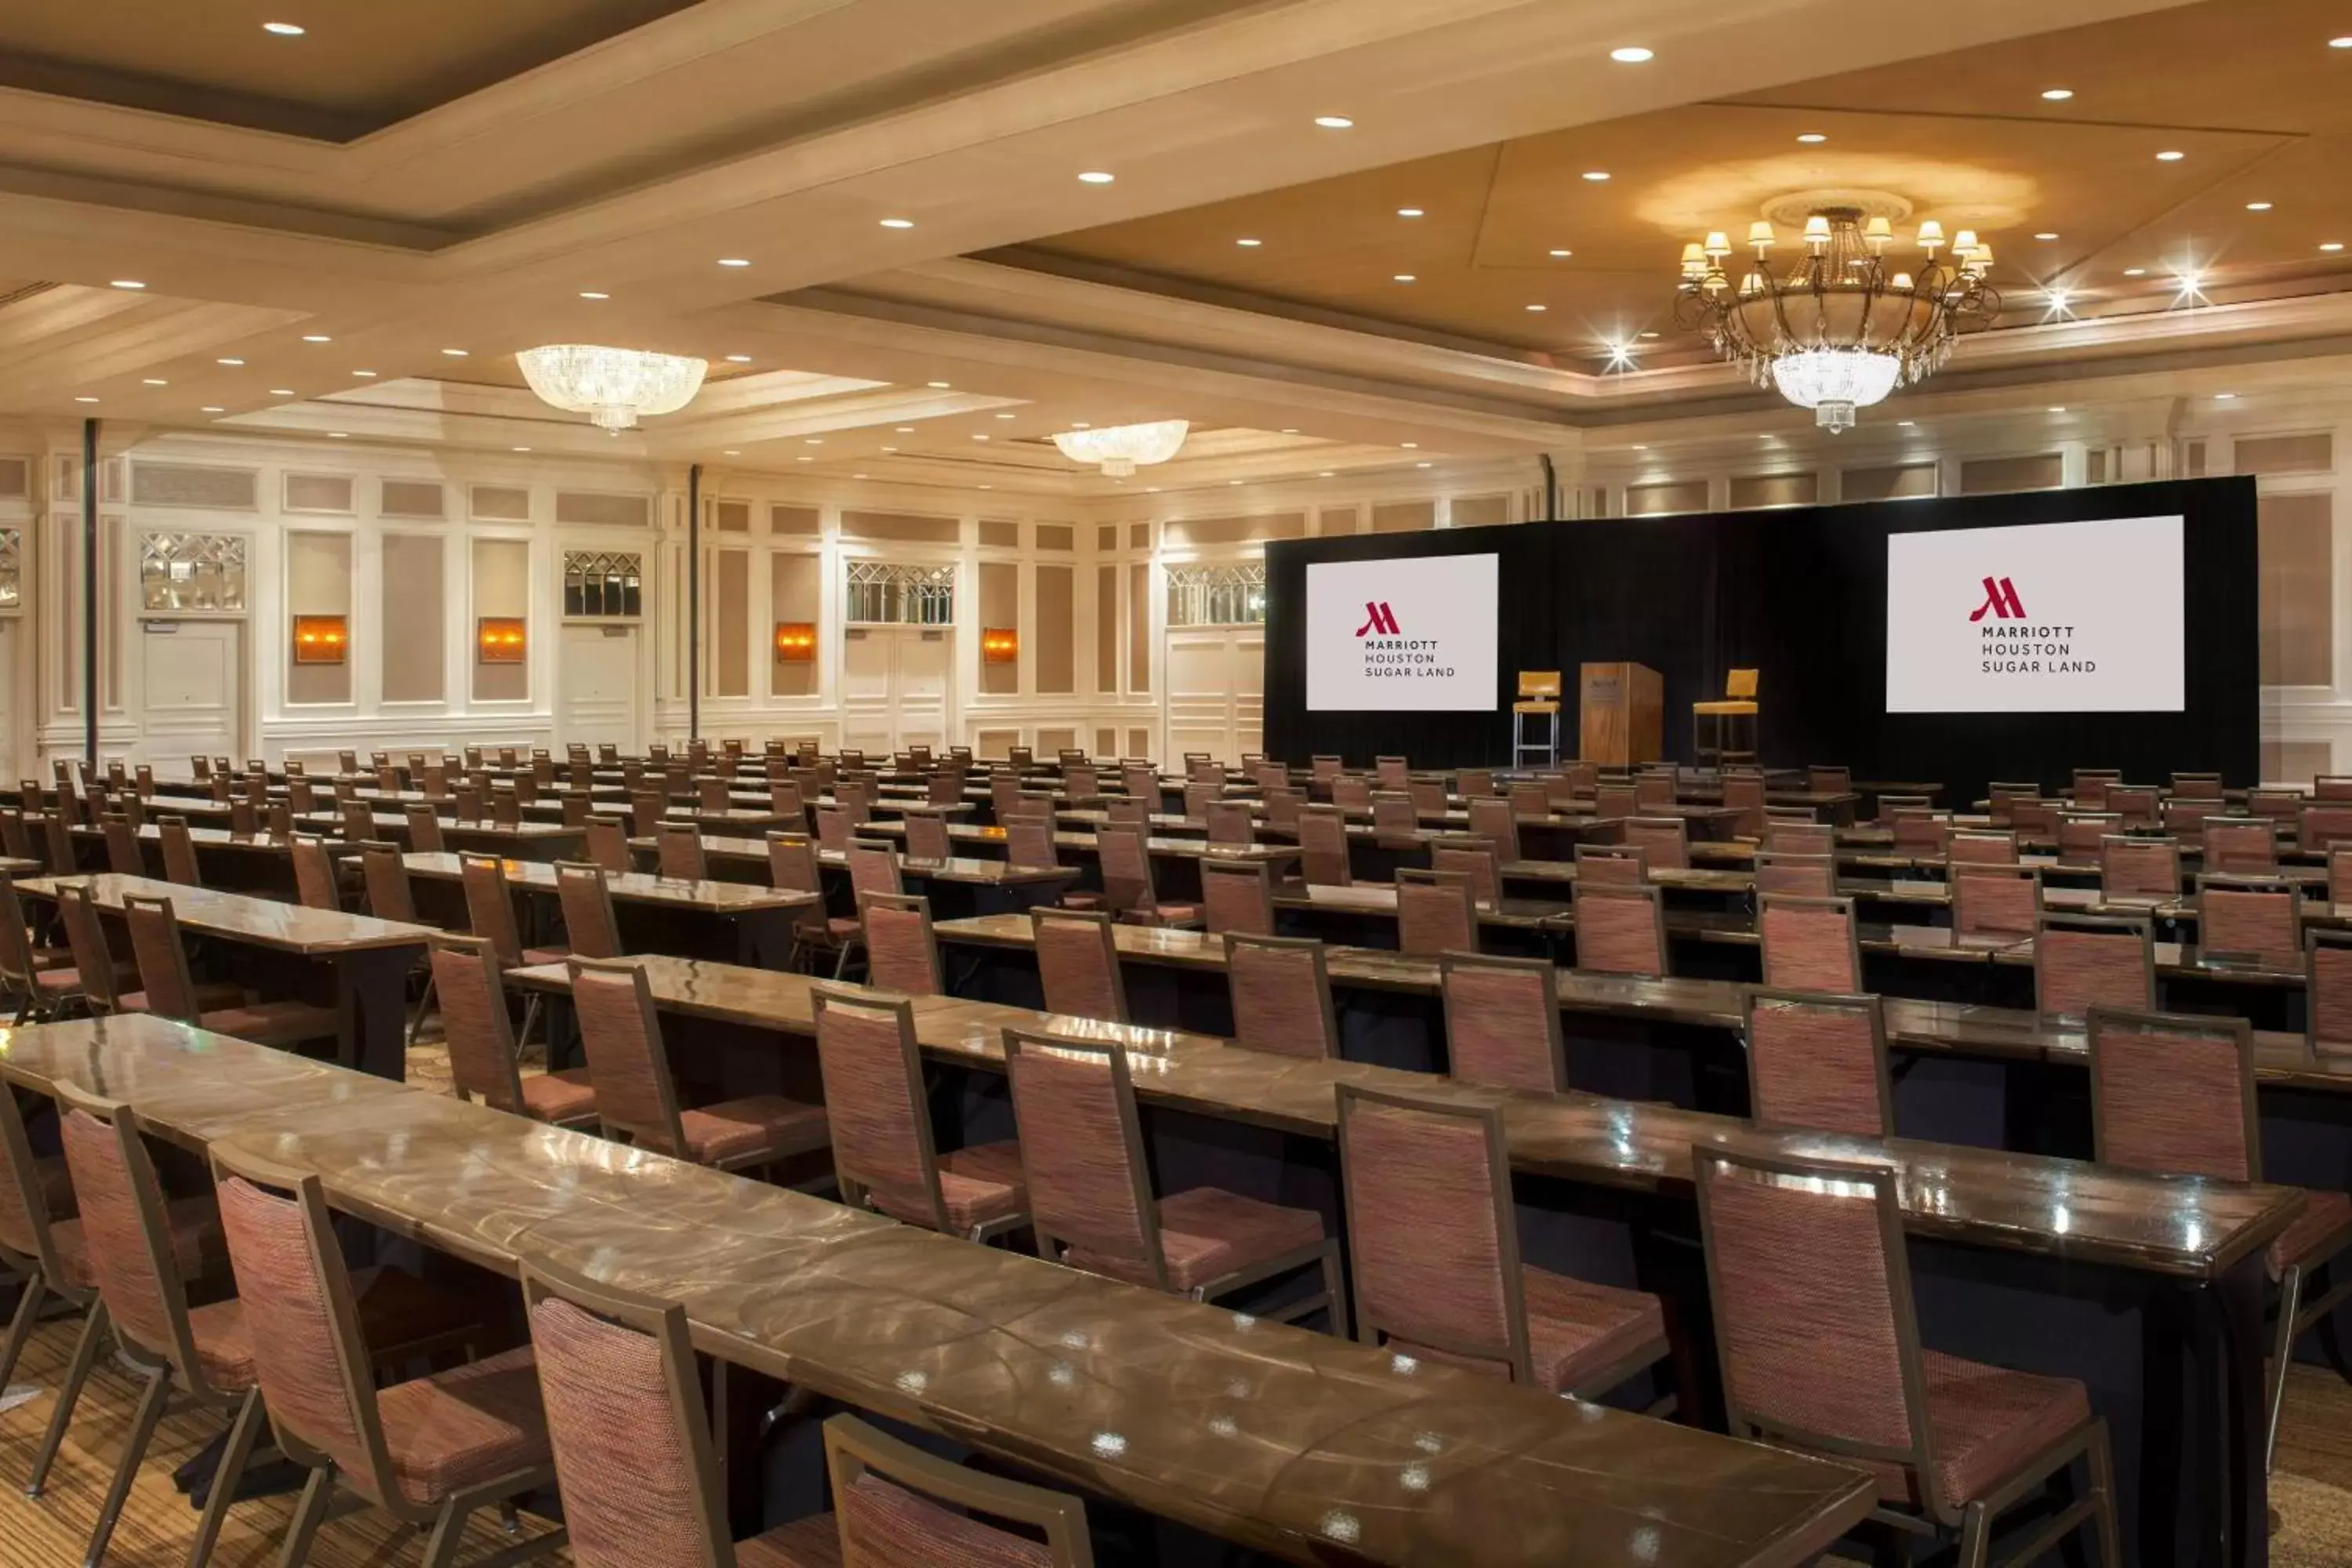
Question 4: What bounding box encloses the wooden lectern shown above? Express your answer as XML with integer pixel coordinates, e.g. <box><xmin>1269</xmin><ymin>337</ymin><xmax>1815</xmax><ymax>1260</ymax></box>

<box><xmin>1579</xmin><ymin>662</ymin><xmax>1663</xmax><ymax>768</ymax></box>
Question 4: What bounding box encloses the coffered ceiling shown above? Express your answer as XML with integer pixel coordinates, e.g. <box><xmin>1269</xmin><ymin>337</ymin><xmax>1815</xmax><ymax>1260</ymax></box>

<box><xmin>6</xmin><ymin>0</ymin><xmax>2336</xmax><ymax>495</ymax></box>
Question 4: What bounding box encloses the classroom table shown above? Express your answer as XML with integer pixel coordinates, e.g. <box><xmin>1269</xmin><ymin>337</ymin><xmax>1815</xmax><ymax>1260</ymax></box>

<box><xmin>505</xmin><ymin>953</ymin><xmax>2299</xmax><ymax>1566</ymax></box>
<box><xmin>0</xmin><ymin>1012</ymin><xmax>1879</xmax><ymax>1568</ymax></box>
<box><xmin>394</xmin><ymin>851</ymin><xmax>817</xmax><ymax>969</ymax></box>
<box><xmin>13</xmin><ymin>872</ymin><xmax>430</xmax><ymax>1079</ymax></box>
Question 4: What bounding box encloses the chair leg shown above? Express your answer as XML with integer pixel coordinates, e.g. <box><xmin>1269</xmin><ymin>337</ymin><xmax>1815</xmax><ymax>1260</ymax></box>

<box><xmin>516</xmin><ymin>993</ymin><xmax>543</xmax><ymax>1055</ymax></box>
<box><xmin>407</xmin><ymin>972</ymin><xmax>438</xmax><ymax>1047</ymax></box>
<box><xmin>2086</xmin><ymin>1421</ymin><xmax>2122</xmax><ymax>1568</ymax></box>
<box><xmin>276</xmin><ymin>1466</ymin><xmax>336</xmax><ymax>1568</ymax></box>
<box><xmin>185</xmin><ymin>1388</ymin><xmax>266</xmax><ymax>1568</ymax></box>
<box><xmin>27</xmin><ymin>1300</ymin><xmax>108</xmax><ymax>1497</ymax></box>
<box><xmin>1319</xmin><ymin>1246</ymin><xmax>1351</xmax><ymax>1339</ymax></box>
<box><xmin>0</xmin><ymin>1272</ymin><xmax>45</xmax><ymax>1396</ymax></box>
<box><xmin>419</xmin><ymin>1501</ymin><xmax>472</xmax><ymax>1568</ymax></box>
<box><xmin>1954</xmin><ymin>1502</ymin><xmax>1992</xmax><ymax>1568</ymax></box>
<box><xmin>2267</xmin><ymin>1264</ymin><xmax>2303</xmax><ymax>1473</ymax></box>
<box><xmin>85</xmin><ymin>1364</ymin><xmax>171</xmax><ymax>1567</ymax></box>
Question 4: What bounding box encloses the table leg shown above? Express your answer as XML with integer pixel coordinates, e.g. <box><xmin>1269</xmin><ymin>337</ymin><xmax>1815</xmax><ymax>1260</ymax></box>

<box><xmin>336</xmin><ymin>945</ymin><xmax>421</xmax><ymax>1080</ymax></box>
<box><xmin>737</xmin><ymin>909</ymin><xmax>793</xmax><ymax>971</ymax></box>
<box><xmin>2211</xmin><ymin>1254</ymin><xmax>2270</xmax><ymax>1568</ymax></box>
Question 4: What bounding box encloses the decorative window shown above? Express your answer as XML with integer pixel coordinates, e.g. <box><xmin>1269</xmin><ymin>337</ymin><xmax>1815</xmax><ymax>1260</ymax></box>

<box><xmin>563</xmin><ymin>550</ymin><xmax>643</xmax><ymax>617</ymax></box>
<box><xmin>846</xmin><ymin>561</ymin><xmax>955</xmax><ymax>625</ymax></box>
<box><xmin>1166</xmin><ymin>562</ymin><xmax>1266</xmax><ymax>626</ymax></box>
<box><xmin>0</xmin><ymin>529</ymin><xmax>17</xmax><ymax>610</ymax></box>
<box><xmin>140</xmin><ymin>532</ymin><xmax>247</xmax><ymax>612</ymax></box>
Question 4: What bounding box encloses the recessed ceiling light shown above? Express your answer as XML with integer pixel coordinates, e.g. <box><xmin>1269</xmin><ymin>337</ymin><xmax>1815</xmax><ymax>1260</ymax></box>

<box><xmin>1610</xmin><ymin>45</ymin><xmax>1653</xmax><ymax>63</ymax></box>
<box><xmin>717</xmin><ymin>259</ymin><xmax>753</xmax><ymax>270</ymax></box>
<box><xmin>1796</xmin><ymin>132</ymin><xmax>1828</xmax><ymax>143</ymax></box>
<box><xmin>1392</xmin><ymin>273</ymin><xmax>1417</xmax><ymax>282</ymax></box>
<box><xmin>971</xmin><ymin>434</ymin><xmax>989</xmax><ymax>441</ymax></box>
<box><xmin>2324</xmin><ymin>243</ymin><xmax>2347</xmax><ymax>252</ymax></box>
<box><xmin>1313</xmin><ymin>116</ymin><xmax>1353</xmax><ymax>129</ymax></box>
<box><xmin>1581</xmin><ymin>170</ymin><xmax>1610</xmax><ymax>182</ymax></box>
<box><xmin>725</xmin><ymin>354</ymin><xmax>751</xmax><ymax>363</ymax></box>
<box><xmin>996</xmin><ymin>412</ymin><xmax>1016</xmax><ymax>419</ymax></box>
<box><xmin>1632</xmin><ymin>444</ymin><xmax>1648</xmax><ymax>450</ymax></box>
<box><xmin>804</xmin><ymin>438</ymin><xmax>823</xmax><ymax>445</ymax></box>
<box><xmin>724</xmin><ymin>448</ymin><xmax>741</xmax><ymax>456</ymax></box>
<box><xmin>1076</xmin><ymin>171</ymin><xmax>1116</xmax><ymax>184</ymax></box>
<box><xmin>2215</xmin><ymin>391</ymin><xmax>2238</xmax><ymax>400</ymax></box>
<box><xmin>73</xmin><ymin>396</ymin><xmax>96</xmax><ymax>404</ymax></box>
<box><xmin>441</xmin><ymin>348</ymin><xmax>467</xmax><ymax>357</ymax></box>
<box><xmin>2048</xmin><ymin>405</ymin><xmax>2067</xmax><ymax>413</ymax></box>
<box><xmin>2042</xmin><ymin>87</ymin><xmax>2074</xmax><ymax>100</ymax></box>
<box><xmin>880</xmin><ymin>445</ymin><xmax>898</xmax><ymax>453</ymax></box>
<box><xmin>797</xmin><ymin>456</ymin><xmax>812</xmax><ymax>463</ymax></box>
<box><xmin>927</xmin><ymin>380</ymin><xmax>951</xmax><ymax>389</ymax></box>
<box><xmin>269</xmin><ymin>388</ymin><xmax>294</xmax><ymax>396</ymax></box>
<box><xmin>1548</xmin><ymin>249</ymin><xmax>1573</xmax><ymax>258</ymax></box>
<box><xmin>978</xmin><ymin>485</ymin><xmax>992</xmax><ymax>491</ymax></box>
<box><xmin>2124</xmin><ymin>267</ymin><xmax>2147</xmax><ymax>276</ymax></box>
<box><xmin>1229</xmin><ymin>478</ymin><xmax>1243</xmax><ymax>486</ymax></box>
<box><xmin>580</xmin><ymin>291</ymin><xmax>609</xmax><ymax>299</ymax></box>
<box><xmin>142</xmin><ymin>378</ymin><xmax>167</xmax><ymax>386</ymax></box>
<box><xmin>895</xmin><ymin>426</ymin><xmax>916</xmax><ymax>434</ymax></box>
<box><xmin>328</xmin><ymin>432</ymin><xmax>347</xmax><ymax>439</ymax></box>
<box><xmin>1280</xmin><ymin>427</ymin><xmax>1300</xmax><ymax>434</ymax></box>
<box><xmin>200</xmin><ymin>405</ymin><xmax>223</xmax><ymax>413</ymax></box>
<box><xmin>1396</xmin><ymin>207</ymin><xmax>1424</xmax><ymax>218</ymax></box>
<box><xmin>1638</xmin><ymin>330</ymin><xmax>1660</xmax><ymax>339</ymax></box>
<box><xmin>1236</xmin><ymin>238</ymin><xmax>1262</xmax><ymax>247</ymax></box>
<box><xmin>1525</xmin><ymin>303</ymin><xmax>1548</xmax><ymax>311</ymax></box>
<box><xmin>854</xmin><ymin>473</ymin><xmax>867</xmax><ymax>479</ymax></box>
<box><xmin>2246</xmin><ymin>202</ymin><xmax>2274</xmax><ymax>212</ymax></box>
<box><xmin>2156</xmin><ymin>150</ymin><xmax>2185</xmax><ymax>162</ymax></box>
<box><xmin>2332</xmin><ymin>36</ymin><xmax>2352</xmax><ymax>48</ymax></box>
<box><xmin>262</xmin><ymin>21</ymin><xmax>304</xmax><ymax>35</ymax></box>
<box><xmin>1414</xmin><ymin>461</ymin><xmax>1432</xmax><ymax>469</ymax></box>
<box><xmin>2034</xmin><ymin>231</ymin><xmax>2060</xmax><ymax>241</ymax></box>
<box><xmin>1896</xmin><ymin>420</ymin><xmax>1915</xmax><ymax>428</ymax></box>
<box><xmin>216</xmin><ymin>358</ymin><xmax>243</xmax><ymax>366</ymax></box>
<box><xmin>302</xmin><ymin>333</ymin><xmax>330</xmax><ymax>343</ymax></box>
<box><xmin>1400</xmin><ymin>441</ymin><xmax>1417</xmax><ymax>448</ymax></box>
<box><xmin>109</xmin><ymin>279</ymin><xmax>145</xmax><ymax>290</ymax></box>
<box><xmin>1318</xmin><ymin>470</ymin><xmax>1334</xmax><ymax>477</ymax></box>
<box><xmin>878</xmin><ymin>218</ymin><xmax>915</xmax><ymax>229</ymax></box>
<box><xmin>352</xmin><ymin>368</ymin><xmax>376</xmax><ymax>376</ymax></box>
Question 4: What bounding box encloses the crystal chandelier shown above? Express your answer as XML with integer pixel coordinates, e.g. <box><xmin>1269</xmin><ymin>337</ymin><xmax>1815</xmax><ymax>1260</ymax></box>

<box><xmin>1051</xmin><ymin>419</ymin><xmax>1188</xmax><ymax>477</ymax></box>
<box><xmin>1671</xmin><ymin>207</ymin><xmax>1999</xmax><ymax>431</ymax></box>
<box><xmin>517</xmin><ymin>345</ymin><xmax>709</xmax><ymax>432</ymax></box>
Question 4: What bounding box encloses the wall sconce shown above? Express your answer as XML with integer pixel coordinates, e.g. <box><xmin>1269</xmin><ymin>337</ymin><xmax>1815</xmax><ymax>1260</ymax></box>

<box><xmin>774</xmin><ymin>622</ymin><xmax>817</xmax><ymax>662</ymax></box>
<box><xmin>291</xmin><ymin>615</ymin><xmax>347</xmax><ymax>665</ymax></box>
<box><xmin>982</xmin><ymin>626</ymin><xmax>1019</xmax><ymax>664</ymax></box>
<box><xmin>477</xmin><ymin>616</ymin><xmax>527</xmax><ymax>663</ymax></box>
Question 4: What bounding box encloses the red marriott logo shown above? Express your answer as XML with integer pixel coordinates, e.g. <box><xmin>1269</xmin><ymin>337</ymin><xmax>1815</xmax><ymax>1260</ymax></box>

<box><xmin>1354</xmin><ymin>602</ymin><xmax>1401</xmax><ymax>637</ymax></box>
<box><xmin>1967</xmin><ymin>576</ymin><xmax>2027</xmax><ymax>622</ymax></box>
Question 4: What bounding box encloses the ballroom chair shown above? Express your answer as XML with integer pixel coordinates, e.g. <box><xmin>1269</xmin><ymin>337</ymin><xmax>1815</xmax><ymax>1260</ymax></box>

<box><xmin>1396</xmin><ymin>866</ymin><xmax>1475</xmax><ymax>956</ymax></box>
<box><xmin>1200</xmin><ymin>857</ymin><xmax>1275</xmax><ymax>937</ymax></box>
<box><xmin>1693</xmin><ymin>1145</ymin><xmax>2118</xmax><ymax>1566</ymax></box>
<box><xmin>655</xmin><ymin>821</ymin><xmax>708</xmax><ymax>880</ymax></box>
<box><xmin>359</xmin><ymin>841</ymin><xmax>444</xmax><ymax>1045</ymax></box>
<box><xmin>1338</xmin><ymin>1082</ymin><xmax>1671</xmax><ymax>1399</ymax></box>
<box><xmin>428</xmin><ymin>934</ymin><xmax>595</xmax><ymax>1127</ymax></box>
<box><xmin>858</xmin><ymin>891</ymin><xmax>942</xmax><ymax>996</ymax></box>
<box><xmin>583</xmin><ymin>815</ymin><xmax>631</xmax><ymax>873</ymax></box>
<box><xmin>1297</xmin><ymin>806</ymin><xmax>1352</xmax><ymax>887</ymax></box>
<box><xmin>2309</xmin><ymin>929</ymin><xmax>2352</xmax><ymax>1055</ymax></box>
<box><xmin>1621</xmin><ymin>817</ymin><xmax>1690</xmax><ymax>870</ymax></box>
<box><xmin>2106</xmin><ymin>785</ymin><xmax>2161</xmax><ymax>830</ymax></box>
<box><xmin>2098</xmin><ymin>835</ymin><xmax>2180</xmax><ymax>902</ymax></box>
<box><xmin>1950</xmin><ymin>863</ymin><xmax>2041</xmax><ymax>943</ymax></box>
<box><xmin>122</xmin><ymin>893</ymin><xmax>342</xmax><ymax>1050</ymax></box>
<box><xmin>1948</xmin><ymin>829</ymin><xmax>2018</xmax><ymax>866</ymax></box>
<box><xmin>1457</xmin><ymin>767</ymin><xmax>1496</xmax><ymax>800</ymax></box>
<box><xmin>2054</xmin><ymin>811</ymin><xmax>2122</xmax><ymax>864</ymax></box>
<box><xmin>1099</xmin><ymin>822</ymin><xmax>1201</xmax><ymax>927</ymax></box>
<box><xmin>1571</xmin><ymin>880</ymin><xmax>1667</xmax><ymax>978</ymax></box>
<box><xmin>404</xmin><ymin>801</ymin><xmax>448</xmax><ymax>853</ymax></box>
<box><xmin>1755</xmin><ymin>851</ymin><xmax>1835</xmax><ymax>899</ymax></box>
<box><xmin>1428</xmin><ymin>836</ymin><xmax>1501</xmax><ymax>906</ymax></box>
<box><xmin>570</xmin><ymin>956</ymin><xmax>828</xmax><ymax>1173</ymax></box>
<box><xmin>2198</xmin><ymin>817</ymin><xmax>2276</xmax><ymax>874</ymax></box>
<box><xmin>1224</xmin><ymin>933</ymin><xmax>1341</xmax><ymax>1062</ymax></box>
<box><xmin>2071</xmin><ymin>768</ymin><xmax>2121</xmax><ymax>808</ymax></box>
<box><xmin>1759</xmin><ymin>894</ymin><xmax>1861</xmax><ymax>993</ymax></box>
<box><xmin>811</xmin><ymin>985</ymin><xmax>1026</xmax><ymax>1243</ymax></box>
<box><xmin>1202</xmin><ymin>798</ymin><xmax>1255</xmax><ymax>847</ymax></box>
<box><xmin>1509</xmin><ymin>779</ymin><xmax>1554</xmax><ymax>820</ymax></box>
<box><xmin>1574</xmin><ymin>841</ymin><xmax>1650</xmax><ymax>887</ymax></box>
<box><xmin>1374</xmin><ymin>756</ymin><xmax>1410</xmax><ymax>792</ymax></box>
<box><xmin>289</xmin><ymin>832</ymin><xmax>341</xmax><ymax>912</ymax></box>
<box><xmin>0</xmin><ymin>873</ymin><xmax>85</xmax><ymax>1022</ymax></box>
<box><xmin>2172</xmin><ymin>771</ymin><xmax>2226</xmax><ymax>800</ymax></box>
<box><xmin>101</xmin><ymin>814</ymin><xmax>143</xmax><ymax>877</ymax></box>
<box><xmin>2088</xmin><ymin>1007</ymin><xmax>2352</xmax><ymax>1471</ymax></box>
<box><xmin>845</xmin><ymin>838</ymin><xmax>903</xmax><ymax>901</ymax></box>
<box><xmin>1807</xmin><ymin>764</ymin><xmax>1851</xmax><ymax>796</ymax></box>
<box><xmin>1007</xmin><ymin>1027</ymin><xmax>1344</xmax><ymax>1328</ymax></box>
<box><xmin>1465</xmin><ymin>796</ymin><xmax>1523</xmax><ymax>862</ymax></box>
<box><xmin>1692</xmin><ymin>668</ymin><xmax>1760</xmax><ymax>765</ymax></box>
<box><xmin>1743</xmin><ymin>988</ymin><xmax>1893</xmax><ymax>1138</ymax></box>
<box><xmin>768</xmin><ymin>833</ymin><xmax>862</xmax><ymax>977</ymax></box>
<box><xmin>2034</xmin><ymin>912</ymin><xmax>2157</xmax><ymax>1020</ymax></box>
<box><xmin>1033</xmin><ymin>907</ymin><xmax>1128</xmax><ymax>1022</ymax></box>
<box><xmin>54</xmin><ymin>1080</ymin><xmax>481</xmax><ymax>1568</ymax></box>
<box><xmin>2197</xmin><ymin>873</ymin><xmax>2303</xmax><ymax>969</ymax></box>
<box><xmin>1594</xmin><ymin>783</ymin><xmax>1641</xmax><ymax>820</ymax></box>
<box><xmin>2300</xmin><ymin>804</ymin><xmax>2352</xmax><ymax>853</ymax></box>
<box><xmin>1634</xmin><ymin>770</ymin><xmax>1678</xmax><ymax>811</ymax></box>
<box><xmin>554</xmin><ymin>862</ymin><xmax>625</xmax><ymax>960</ymax></box>
<box><xmin>1889</xmin><ymin>812</ymin><xmax>1951</xmax><ymax>858</ymax></box>
<box><xmin>209</xmin><ymin>1142</ymin><xmax>566</xmax><ymax>1568</ymax></box>
<box><xmin>1440</xmin><ymin>951</ymin><xmax>1566</xmax><ymax>1094</ymax></box>
<box><xmin>459</xmin><ymin>850</ymin><xmax>568</xmax><ymax>1047</ymax></box>
<box><xmin>0</xmin><ymin>1086</ymin><xmax>107</xmax><ymax>1491</ymax></box>
<box><xmin>902</xmin><ymin>808</ymin><xmax>953</xmax><ymax>862</ymax></box>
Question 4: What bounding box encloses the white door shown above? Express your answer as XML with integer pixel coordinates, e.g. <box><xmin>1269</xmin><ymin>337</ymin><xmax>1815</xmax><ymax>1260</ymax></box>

<box><xmin>1165</xmin><ymin>627</ymin><xmax>1264</xmax><ymax>764</ymax></box>
<box><xmin>0</xmin><ymin>621</ymin><xmax>16</xmax><ymax>782</ymax></box>
<box><xmin>559</xmin><ymin>623</ymin><xmax>641</xmax><ymax>752</ymax></box>
<box><xmin>840</xmin><ymin>626</ymin><xmax>955</xmax><ymax>754</ymax></box>
<box><xmin>140</xmin><ymin>620</ymin><xmax>241</xmax><ymax>770</ymax></box>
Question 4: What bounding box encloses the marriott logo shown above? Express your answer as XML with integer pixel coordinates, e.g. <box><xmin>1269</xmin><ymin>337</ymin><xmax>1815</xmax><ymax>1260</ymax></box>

<box><xmin>1353</xmin><ymin>602</ymin><xmax>1401</xmax><ymax>637</ymax></box>
<box><xmin>1967</xmin><ymin>576</ymin><xmax>2027</xmax><ymax>622</ymax></box>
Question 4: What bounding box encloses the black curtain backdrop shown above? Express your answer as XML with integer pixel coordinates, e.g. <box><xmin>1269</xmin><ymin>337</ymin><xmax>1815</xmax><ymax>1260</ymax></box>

<box><xmin>1263</xmin><ymin>476</ymin><xmax>2259</xmax><ymax>805</ymax></box>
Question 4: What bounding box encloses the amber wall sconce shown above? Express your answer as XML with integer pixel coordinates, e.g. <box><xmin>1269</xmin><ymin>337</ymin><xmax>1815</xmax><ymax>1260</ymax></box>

<box><xmin>774</xmin><ymin>622</ymin><xmax>817</xmax><ymax>662</ymax></box>
<box><xmin>291</xmin><ymin>615</ymin><xmax>348</xmax><ymax>665</ymax></box>
<box><xmin>982</xmin><ymin>626</ymin><xmax>1019</xmax><ymax>664</ymax></box>
<box><xmin>477</xmin><ymin>616</ymin><xmax>527</xmax><ymax>663</ymax></box>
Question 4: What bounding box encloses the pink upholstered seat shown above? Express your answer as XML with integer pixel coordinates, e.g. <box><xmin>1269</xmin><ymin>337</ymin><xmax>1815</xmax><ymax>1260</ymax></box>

<box><xmin>1391</xmin><ymin>1267</ymin><xmax>1667</xmax><ymax>1395</ymax></box>
<box><xmin>1066</xmin><ymin>1186</ymin><xmax>1323</xmax><ymax>1292</ymax></box>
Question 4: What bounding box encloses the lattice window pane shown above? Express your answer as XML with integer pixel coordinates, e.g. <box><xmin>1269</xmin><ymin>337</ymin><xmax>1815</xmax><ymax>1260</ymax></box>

<box><xmin>845</xmin><ymin>561</ymin><xmax>956</xmax><ymax>625</ymax></box>
<box><xmin>0</xmin><ymin>529</ymin><xmax>18</xmax><ymax>610</ymax></box>
<box><xmin>563</xmin><ymin>550</ymin><xmax>644</xmax><ymax>617</ymax></box>
<box><xmin>1166</xmin><ymin>562</ymin><xmax>1265</xmax><ymax>627</ymax></box>
<box><xmin>140</xmin><ymin>532</ymin><xmax>247</xmax><ymax>612</ymax></box>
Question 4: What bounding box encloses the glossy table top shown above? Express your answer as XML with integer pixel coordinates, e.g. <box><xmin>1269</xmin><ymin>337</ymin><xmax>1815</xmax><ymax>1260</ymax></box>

<box><xmin>16</xmin><ymin>872</ymin><xmax>434</xmax><ymax>953</ymax></box>
<box><xmin>396</xmin><ymin>852</ymin><xmax>818</xmax><ymax>913</ymax></box>
<box><xmin>862</xmin><ymin>818</ymin><xmax>1301</xmax><ymax>865</ymax></box>
<box><xmin>0</xmin><ymin>1012</ymin><xmax>1874</xmax><ymax>1568</ymax></box>
<box><xmin>626</xmin><ymin>833</ymin><xmax>1080</xmax><ymax>887</ymax></box>
<box><xmin>506</xmin><ymin>955</ymin><xmax>2306</xmax><ymax>1279</ymax></box>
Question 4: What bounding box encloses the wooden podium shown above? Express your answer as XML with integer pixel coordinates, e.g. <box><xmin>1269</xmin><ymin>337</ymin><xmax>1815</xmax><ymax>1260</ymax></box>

<box><xmin>1579</xmin><ymin>662</ymin><xmax>1663</xmax><ymax>768</ymax></box>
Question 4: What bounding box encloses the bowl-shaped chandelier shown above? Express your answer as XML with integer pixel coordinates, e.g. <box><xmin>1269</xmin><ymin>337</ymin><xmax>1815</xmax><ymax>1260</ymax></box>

<box><xmin>1051</xmin><ymin>419</ymin><xmax>1188</xmax><ymax>477</ymax></box>
<box><xmin>517</xmin><ymin>344</ymin><xmax>709</xmax><ymax>432</ymax></box>
<box><xmin>1671</xmin><ymin>207</ymin><xmax>1999</xmax><ymax>431</ymax></box>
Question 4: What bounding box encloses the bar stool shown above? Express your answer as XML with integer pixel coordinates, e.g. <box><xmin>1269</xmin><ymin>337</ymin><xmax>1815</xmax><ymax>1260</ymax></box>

<box><xmin>1006</xmin><ymin>1026</ymin><xmax>1344</xmax><ymax>1329</ymax></box>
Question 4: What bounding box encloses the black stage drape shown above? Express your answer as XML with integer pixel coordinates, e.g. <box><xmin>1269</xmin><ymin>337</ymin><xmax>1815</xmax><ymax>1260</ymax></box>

<box><xmin>1263</xmin><ymin>476</ymin><xmax>2259</xmax><ymax>805</ymax></box>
